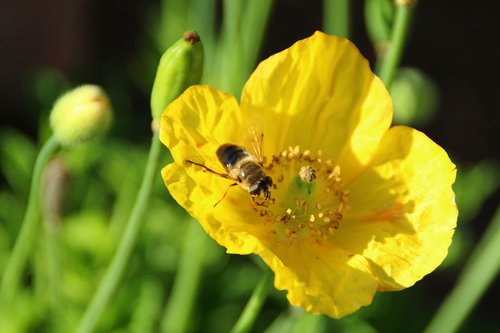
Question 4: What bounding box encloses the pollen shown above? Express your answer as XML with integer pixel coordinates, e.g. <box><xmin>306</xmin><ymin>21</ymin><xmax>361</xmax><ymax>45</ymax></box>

<box><xmin>256</xmin><ymin>147</ymin><xmax>350</xmax><ymax>245</ymax></box>
<box><xmin>299</xmin><ymin>165</ymin><xmax>317</xmax><ymax>182</ymax></box>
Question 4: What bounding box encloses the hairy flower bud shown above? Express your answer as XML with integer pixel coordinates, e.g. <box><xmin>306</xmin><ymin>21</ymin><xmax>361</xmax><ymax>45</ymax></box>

<box><xmin>150</xmin><ymin>31</ymin><xmax>204</xmax><ymax>121</ymax></box>
<box><xmin>50</xmin><ymin>85</ymin><xmax>113</xmax><ymax>146</ymax></box>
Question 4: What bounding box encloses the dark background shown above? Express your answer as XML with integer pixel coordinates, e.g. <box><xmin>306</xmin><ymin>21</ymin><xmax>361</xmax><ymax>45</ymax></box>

<box><xmin>1</xmin><ymin>0</ymin><xmax>499</xmax><ymax>331</ymax></box>
<box><xmin>2</xmin><ymin>1</ymin><xmax>499</xmax><ymax>161</ymax></box>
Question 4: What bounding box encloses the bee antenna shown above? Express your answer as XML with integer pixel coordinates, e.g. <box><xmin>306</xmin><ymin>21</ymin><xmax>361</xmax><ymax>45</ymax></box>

<box><xmin>214</xmin><ymin>183</ymin><xmax>238</xmax><ymax>207</ymax></box>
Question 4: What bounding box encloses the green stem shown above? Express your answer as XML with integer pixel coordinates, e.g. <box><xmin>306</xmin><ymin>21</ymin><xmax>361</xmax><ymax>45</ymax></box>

<box><xmin>241</xmin><ymin>0</ymin><xmax>275</xmax><ymax>78</ymax></box>
<box><xmin>0</xmin><ymin>135</ymin><xmax>60</xmax><ymax>304</ymax></box>
<box><xmin>424</xmin><ymin>206</ymin><xmax>500</xmax><ymax>333</ymax></box>
<box><xmin>191</xmin><ymin>0</ymin><xmax>216</xmax><ymax>53</ymax></box>
<box><xmin>44</xmin><ymin>218</ymin><xmax>64</xmax><ymax>329</ymax></box>
<box><xmin>158</xmin><ymin>0</ymin><xmax>189</xmax><ymax>50</ymax></box>
<box><xmin>192</xmin><ymin>0</ymin><xmax>217</xmax><ymax>87</ymax></box>
<box><xmin>76</xmin><ymin>132</ymin><xmax>162</xmax><ymax>333</ymax></box>
<box><xmin>376</xmin><ymin>3</ymin><xmax>415</xmax><ymax>90</ymax></box>
<box><xmin>161</xmin><ymin>219</ymin><xmax>208</xmax><ymax>333</ymax></box>
<box><xmin>41</xmin><ymin>157</ymin><xmax>68</xmax><ymax>326</ymax></box>
<box><xmin>208</xmin><ymin>0</ymin><xmax>273</xmax><ymax>96</ymax></box>
<box><xmin>221</xmin><ymin>0</ymin><xmax>243</xmax><ymax>96</ymax></box>
<box><xmin>323</xmin><ymin>0</ymin><xmax>351</xmax><ymax>38</ymax></box>
<box><xmin>230</xmin><ymin>268</ymin><xmax>273</xmax><ymax>333</ymax></box>
<box><xmin>364</xmin><ymin>0</ymin><xmax>394</xmax><ymax>51</ymax></box>
<box><xmin>289</xmin><ymin>312</ymin><xmax>325</xmax><ymax>333</ymax></box>
<box><xmin>129</xmin><ymin>278</ymin><xmax>163</xmax><ymax>333</ymax></box>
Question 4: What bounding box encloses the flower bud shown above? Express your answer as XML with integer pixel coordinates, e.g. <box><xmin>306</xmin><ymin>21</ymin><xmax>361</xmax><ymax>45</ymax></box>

<box><xmin>391</xmin><ymin>67</ymin><xmax>439</xmax><ymax>126</ymax></box>
<box><xmin>42</xmin><ymin>157</ymin><xmax>68</xmax><ymax>223</ymax></box>
<box><xmin>150</xmin><ymin>31</ymin><xmax>204</xmax><ymax>121</ymax></box>
<box><xmin>50</xmin><ymin>85</ymin><xmax>113</xmax><ymax>146</ymax></box>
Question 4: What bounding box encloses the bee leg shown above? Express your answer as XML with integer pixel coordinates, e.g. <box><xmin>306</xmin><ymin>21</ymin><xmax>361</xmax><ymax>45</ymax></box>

<box><xmin>185</xmin><ymin>159</ymin><xmax>234</xmax><ymax>180</ymax></box>
<box><xmin>214</xmin><ymin>183</ymin><xmax>238</xmax><ymax>207</ymax></box>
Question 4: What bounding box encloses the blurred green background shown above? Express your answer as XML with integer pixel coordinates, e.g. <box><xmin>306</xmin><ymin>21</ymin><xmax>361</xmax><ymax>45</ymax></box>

<box><xmin>0</xmin><ymin>0</ymin><xmax>499</xmax><ymax>332</ymax></box>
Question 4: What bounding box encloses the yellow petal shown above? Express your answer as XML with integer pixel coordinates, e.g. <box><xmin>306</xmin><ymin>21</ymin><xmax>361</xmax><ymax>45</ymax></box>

<box><xmin>258</xmin><ymin>240</ymin><xmax>378</xmax><ymax>318</ymax></box>
<box><xmin>160</xmin><ymin>85</ymin><xmax>242</xmax><ymax>167</ymax></box>
<box><xmin>160</xmin><ymin>85</ymin><xmax>269</xmax><ymax>254</ymax></box>
<box><xmin>333</xmin><ymin>126</ymin><xmax>457</xmax><ymax>290</ymax></box>
<box><xmin>160</xmin><ymin>85</ymin><xmax>242</xmax><ymax>213</ymax></box>
<box><xmin>241</xmin><ymin>31</ymin><xmax>392</xmax><ymax>181</ymax></box>
<box><xmin>161</xmin><ymin>163</ymin><xmax>265</xmax><ymax>254</ymax></box>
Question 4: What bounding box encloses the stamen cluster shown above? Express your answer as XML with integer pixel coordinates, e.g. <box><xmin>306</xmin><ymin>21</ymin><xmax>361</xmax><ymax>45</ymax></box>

<box><xmin>254</xmin><ymin>146</ymin><xmax>350</xmax><ymax>246</ymax></box>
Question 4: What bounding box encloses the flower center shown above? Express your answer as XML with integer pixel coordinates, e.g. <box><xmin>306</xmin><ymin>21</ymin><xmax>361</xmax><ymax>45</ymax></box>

<box><xmin>253</xmin><ymin>146</ymin><xmax>350</xmax><ymax>246</ymax></box>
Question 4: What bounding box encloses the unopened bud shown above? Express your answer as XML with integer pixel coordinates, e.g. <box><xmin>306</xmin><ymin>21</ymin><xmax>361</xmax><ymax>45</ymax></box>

<box><xmin>391</xmin><ymin>67</ymin><xmax>438</xmax><ymax>126</ymax></box>
<box><xmin>50</xmin><ymin>85</ymin><xmax>113</xmax><ymax>146</ymax></box>
<box><xmin>150</xmin><ymin>31</ymin><xmax>204</xmax><ymax>121</ymax></box>
<box><xmin>42</xmin><ymin>158</ymin><xmax>68</xmax><ymax>224</ymax></box>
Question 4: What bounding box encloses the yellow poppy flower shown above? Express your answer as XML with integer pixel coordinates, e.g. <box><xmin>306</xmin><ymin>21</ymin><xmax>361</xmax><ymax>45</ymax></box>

<box><xmin>159</xmin><ymin>31</ymin><xmax>457</xmax><ymax>318</ymax></box>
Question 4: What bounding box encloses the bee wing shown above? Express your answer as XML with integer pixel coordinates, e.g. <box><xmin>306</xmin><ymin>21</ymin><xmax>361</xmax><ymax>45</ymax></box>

<box><xmin>244</xmin><ymin>114</ymin><xmax>265</xmax><ymax>164</ymax></box>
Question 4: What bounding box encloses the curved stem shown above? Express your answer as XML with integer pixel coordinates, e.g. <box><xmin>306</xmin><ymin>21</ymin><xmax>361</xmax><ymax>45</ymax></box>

<box><xmin>230</xmin><ymin>268</ymin><xmax>273</xmax><ymax>333</ymax></box>
<box><xmin>376</xmin><ymin>3</ymin><xmax>415</xmax><ymax>90</ymax></box>
<box><xmin>424</xmin><ymin>206</ymin><xmax>500</xmax><ymax>333</ymax></box>
<box><xmin>0</xmin><ymin>135</ymin><xmax>60</xmax><ymax>304</ymax></box>
<box><xmin>76</xmin><ymin>132</ymin><xmax>162</xmax><ymax>333</ymax></box>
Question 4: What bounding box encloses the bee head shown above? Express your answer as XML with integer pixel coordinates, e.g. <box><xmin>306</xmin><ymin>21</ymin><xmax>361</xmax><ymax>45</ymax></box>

<box><xmin>249</xmin><ymin>176</ymin><xmax>273</xmax><ymax>199</ymax></box>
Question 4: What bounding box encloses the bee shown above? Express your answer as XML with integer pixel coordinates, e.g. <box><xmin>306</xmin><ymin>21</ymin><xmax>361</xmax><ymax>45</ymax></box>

<box><xmin>185</xmin><ymin>124</ymin><xmax>273</xmax><ymax>207</ymax></box>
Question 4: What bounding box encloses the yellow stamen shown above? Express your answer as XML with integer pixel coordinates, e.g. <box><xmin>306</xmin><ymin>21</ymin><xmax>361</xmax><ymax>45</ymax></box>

<box><xmin>256</xmin><ymin>149</ymin><xmax>349</xmax><ymax>246</ymax></box>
